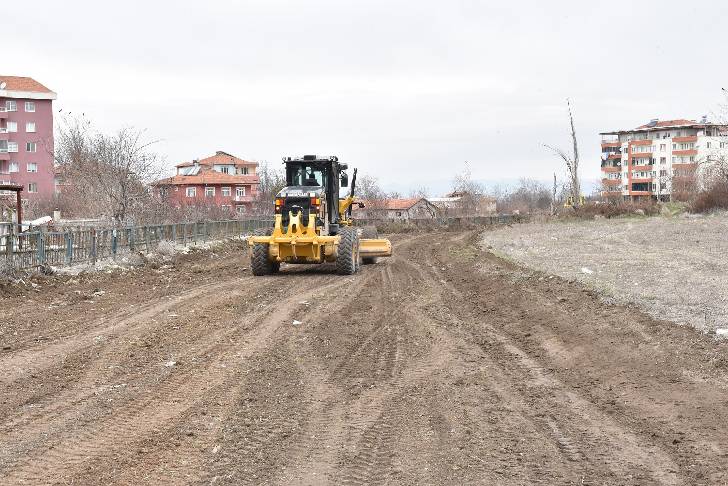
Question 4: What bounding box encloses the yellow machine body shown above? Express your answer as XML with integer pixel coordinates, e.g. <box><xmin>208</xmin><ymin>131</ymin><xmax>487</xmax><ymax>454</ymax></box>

<box><xmin>247</xmin><ymin>211</ymin><xmax>392</xmax><ymax>264</ymax></box>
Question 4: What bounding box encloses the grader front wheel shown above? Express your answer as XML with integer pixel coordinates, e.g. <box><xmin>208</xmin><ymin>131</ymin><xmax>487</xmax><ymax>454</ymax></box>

<box><xmin>250</xmin><ymin>228</ymin><xmax>279</xmax><ymax>276</ymax></box>
<box><xmin>336</xmin><ymin>228</ymin><xmax>360</xmax><ymax>275</ymax></box>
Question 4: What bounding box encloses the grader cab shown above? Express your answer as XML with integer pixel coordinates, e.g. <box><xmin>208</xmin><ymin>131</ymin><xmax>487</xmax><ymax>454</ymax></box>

<box><xmin>247</xmin><ymin>155</ymin><xmax>392</xmax><ymax>275</ymax></box>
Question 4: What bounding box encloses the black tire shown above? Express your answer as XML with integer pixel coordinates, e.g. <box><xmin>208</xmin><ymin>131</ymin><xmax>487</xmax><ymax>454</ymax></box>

<box><xmin>251</xmin><ymin>227</ymin><xmax>276</xmax><ymax>276</ymax></box>
<box><xmin>336</xmin><ymin>227</ymin><xmax>359</xmax><ymax>275</ymax></box>
<box><xmin>360</xmin><ymin>226</ymin><xmax>378</xmax><ymax>264</ymax></box>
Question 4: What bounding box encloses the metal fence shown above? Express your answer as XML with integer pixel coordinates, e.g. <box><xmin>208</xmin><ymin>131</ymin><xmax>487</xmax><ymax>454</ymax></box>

<box><xmin>1</xmin><ymin>214</ymin><xmax>526</xmax><ymax>272</ymax></box>
<box><xmin>0</xmin><ymin>219</ymin><xmax>274</xmax><ymax>271</ymax></box>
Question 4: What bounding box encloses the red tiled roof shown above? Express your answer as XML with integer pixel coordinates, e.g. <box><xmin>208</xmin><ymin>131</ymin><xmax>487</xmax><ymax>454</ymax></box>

<box><xmin>0</xmin><ymin>75</ymin><xmax>53</xmax><ymax>93</ymax></box>
<box><xmin>635</xmin><ymin>119</ymin><xmax>696</xmax><ymax>129</ymax></box>
<box><xmin>156</xmin><ymin>173</ymin><xmax>260</xmax><ymax>185</ymax></box>
<box><xmin>176</xmin><ymin>151</ymin><xmax>258</xmax><ymax>168</ymax></box>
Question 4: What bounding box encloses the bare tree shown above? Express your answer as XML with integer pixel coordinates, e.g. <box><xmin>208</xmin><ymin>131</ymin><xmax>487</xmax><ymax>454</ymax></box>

<box><xmin>451</xmin><ymin>162</ymin><xmax>486</xmax><ymax>216</ymax></box>
<box><xmin>250</xmin><ymin>161</ymin><xmax>286</xmax><ymax>214</ymax></box>
<box><xmin>551</xmin><ymin>173</ymin><xmax>558</xmax><ymax>215</ymax></box>
<box><xmin>545</xmin><ymin>99</ymin><xmax>581</xmax><ymax>208</ymax></box>
<box><xmin>409</xmin><ymin>186</ymin><xmax>430</xmax><ymax>199</ymax></box>
<box><xmin>54</xmin><ymin>116</ymin><xmax>165</xmax><ymax>225</ymax></box>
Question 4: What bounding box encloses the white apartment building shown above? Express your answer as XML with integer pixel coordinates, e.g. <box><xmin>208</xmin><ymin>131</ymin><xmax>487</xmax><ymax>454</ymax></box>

<box><xmin>600</xmin><ymin>118</ymin><xmax>728</xmax><ymax>201</ymax></box>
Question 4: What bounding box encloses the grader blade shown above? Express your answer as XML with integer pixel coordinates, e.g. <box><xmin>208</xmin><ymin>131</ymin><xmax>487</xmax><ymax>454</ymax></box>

<box><xmin>359</xmin><ymin>238</ymin><xmax>392</xmax><ymax>258</ymax></box>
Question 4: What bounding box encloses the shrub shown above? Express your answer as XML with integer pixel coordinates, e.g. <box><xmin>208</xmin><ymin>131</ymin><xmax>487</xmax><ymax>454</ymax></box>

<box><xmin>690</xmin><ymin>181</ymin><xmax>728</xmax><ymax>213</ymax></box>
<box><xmin>570</xmin><ymin>201</ymin><xmax>659</xmax><ymax>219</ymax></box>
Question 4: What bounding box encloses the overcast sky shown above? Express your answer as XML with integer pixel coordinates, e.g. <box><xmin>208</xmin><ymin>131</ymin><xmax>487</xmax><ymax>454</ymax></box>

<box><xmin>6</xmin><ymin>0</ymin><xmax>728</xmax><ymax>195</ymax></box>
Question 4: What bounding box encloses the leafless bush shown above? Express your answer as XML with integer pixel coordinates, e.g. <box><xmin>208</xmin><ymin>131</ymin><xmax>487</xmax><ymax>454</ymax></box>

<box><xmin>571</xmin><ymin>201</ymin><xmax>660</xmax><ymax>219</ymax></box>
<box><xmin>497</xmin><ymin>178</ymin><xmax>552</xmax><ymax>214</ymax></box>
<box><xmin>690</xmin><ymin>181</ymin><xmax>728</xmax><ymax>213</ymax></box>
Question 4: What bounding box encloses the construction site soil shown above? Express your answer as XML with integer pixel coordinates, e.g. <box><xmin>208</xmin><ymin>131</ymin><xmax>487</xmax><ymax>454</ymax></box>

<box><xmin>1</xmin><ymin>232</ymin><xmax>727</xmax><ymax>485</ymax></box>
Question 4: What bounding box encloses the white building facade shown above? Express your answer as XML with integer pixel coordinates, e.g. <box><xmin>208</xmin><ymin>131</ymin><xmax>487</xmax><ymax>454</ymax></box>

<box><xmin>600</xmin><ymin>119</ymin><xmax>728</xmax><ymax>201</ymax></box>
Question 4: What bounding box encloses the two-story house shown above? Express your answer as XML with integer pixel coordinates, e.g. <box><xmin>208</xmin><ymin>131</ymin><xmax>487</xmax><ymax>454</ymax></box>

<box><xmin>155</xmin><ymin>151</ymin><xmax>260</xmax><ymax>214</ymax></box>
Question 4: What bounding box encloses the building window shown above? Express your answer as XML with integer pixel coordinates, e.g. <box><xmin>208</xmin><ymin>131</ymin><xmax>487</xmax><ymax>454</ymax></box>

<box><xmin>205</xmin><ymin>186</ymin><xmax>215</xmax><ymax>197</ymax></box>
<box><xmin>236</xmin><ymin>186</ymin><xmax>246</xmax><ymax>198</ymax></box>
<box><xmin>25</xmin><ymin>101</ymin><xmax>35</xmax><ymax>112</ymax></box>
<box><xmin>659</xmin><ymin>144</ymin><xmax>666</xmax><ymax>151</ymax></box>
<box><xmin>236</xmin><ymin>205</ymin><xmax>246</xmax><ymax>214</ymax></box>
<box><xmin>7</xmin><ymin>121</ymin><xmax>17</xmax><ymax>132</ymax></box>
<box><xmin>707</xmin><ymin>142</ymin><xmax>712</xmax><ymax>148</ymax></box>
<box><xmin>5</xmin><ymin>100</ymin><xmax>17</xmax><ymax>112</ymax></box>
<box><xmin>28</xmin><ymin>182</ymin><xmax>37</xmax><ymax>193</ymax></box>
<box><xmin>218</xmin><ymin>166</ymin><xmax>230</xmax><ymax>174</ymax></box>
<box><xmin>9</xmin><ymin>161</ymin><xmax>19</xmax><ymax>172</ymax></box>
<box><xmin>186</xmin><ymin>187</ymin><xmax>196</xmax><ymax>197</ymax></box>
<box><xmin>221</xmin><ymin>204</ymin><xmax>231</xmax><ymax>212</ymax></box>
<box><xmin>26</xmin><ymin>142</ymin><xmax>37</xmax><ymax>153</ymax></box>
<box><xmin>26</xmin><ymin>122</ymin><xmax>36</xmax><ymax>133</ymax></box>
<box><xmin>239</xmin><ymin>167</ymin><xmax>249</xmax><ymax>175</ymax></box>
<box><xmin>27</xmin><ymin>162</ymin><xmax>38</xmax><ymax>173</ymax></box>
<box><xmin>660</xmin><ymin>157</ymin><xmax>666</xmax><ymax>164</ymax></box>
<box><xmin>221</xmin><ymin>186</ymin><xmax>231</xmax><ymax>197</ymax></box>
<box><xmin>8</xmin><ymin>142</ymin><xmax>18</xmax><ymax>153</ymax></box>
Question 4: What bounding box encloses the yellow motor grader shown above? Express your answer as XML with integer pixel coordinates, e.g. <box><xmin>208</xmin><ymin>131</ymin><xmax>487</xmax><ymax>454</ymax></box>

<box><xmin>247</xmin><ymin>155</ymin><xmax>392</xmax><ymax>275</ymax></box>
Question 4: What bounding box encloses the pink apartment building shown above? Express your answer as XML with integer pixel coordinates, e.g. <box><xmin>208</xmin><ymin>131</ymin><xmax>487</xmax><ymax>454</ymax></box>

<box><xmin>0</xmin><ymin>76</ymin><xmax>57</xmax><ymax>201</ymax></box>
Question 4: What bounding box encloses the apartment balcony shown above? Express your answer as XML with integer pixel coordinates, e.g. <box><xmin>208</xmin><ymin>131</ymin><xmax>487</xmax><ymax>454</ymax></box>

<box><xmin>673</xmin><ymin>135</ymin><xmax>697</xmax><ymax>143</ymax></box>
<box><xmin>602</xmin><ymin>178</ymin><xmax>621</xmax><ymax>185</ymax></box>
<box><xmin>601</xmin><ymin>141</ymin><xmax>621</xmax><ymax>149</ymax></box>
<box><xmin>0</xmin><ymin>129</ymin><xmax>8</xmax><ymax>141</ymax></box>
<box><xmin>602</xmin><ymin>166</ymin><xmax>621</xmax><ymax>173</ymax></box>
<box><xmin>0</xmin><ymin>108</ymin><xmax>7</xmax><ymax>119</ymax></box>
<box><xmin>631</xmin><ymin>164</ymin><xmax>655</xmax><ymax>172</ymax></box>
<box><xmin>630</xmin><ymin>190</ymin><xmax>652</xmax><ymax>196</ymax></box>
<box><xmin>233</xmin><ymin>195</ymin><xmax>255</xmax><ymax>203</ymax></box>
<box><xmin>607</xmin><ymin>153</ymin><xmax>622</xmax><ymax>160</ymax></box>
<box><xmin>0</xmin><ymin>152</ymin><xmax>9</xmax><ymax>161</ymax></box>
<box><xmin>673</xmin><ymin>149</ymin><xmax>697</xmax><ymax>157</ymax></box>
<box><xmin>672</xmin><ymin>162</ymin><xmax>697</xmax><ymax>170</ymax></box>
<box><xmin>631</xmin><ymin>178</ymin><xmax>653</xmax><ymax>183</ymax></box>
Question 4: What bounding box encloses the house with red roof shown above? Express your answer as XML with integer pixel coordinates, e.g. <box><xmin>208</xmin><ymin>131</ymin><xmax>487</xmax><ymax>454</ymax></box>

<box><xmin>0</xmin><ymin>75</ymin><xmax>57</xmax><ymax>200</ymax></box>
<box><xmin>154</xmin><ymin>151</ymin><xmax>260</xmax><ymax>214</ymax></box>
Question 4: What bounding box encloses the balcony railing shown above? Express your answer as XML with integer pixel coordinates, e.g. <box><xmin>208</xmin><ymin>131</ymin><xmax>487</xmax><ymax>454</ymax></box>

<box><xmin>0</xmin><ymin>128</ymin><xmax>7</xmax><ymax>134</ymax></box>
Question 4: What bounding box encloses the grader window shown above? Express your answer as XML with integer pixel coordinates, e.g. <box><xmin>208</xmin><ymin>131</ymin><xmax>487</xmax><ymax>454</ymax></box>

<box><xmin>289</xmin><ymin>164</ymin><xmax>326</xmax><ymax>187</ymax></box>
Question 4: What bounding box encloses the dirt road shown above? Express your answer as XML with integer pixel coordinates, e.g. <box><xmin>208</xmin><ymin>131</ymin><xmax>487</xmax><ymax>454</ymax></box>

<box><xmin>1</xmin><ymin>232</ymin><xmax>727</xmax><ymax>485</ymax></box>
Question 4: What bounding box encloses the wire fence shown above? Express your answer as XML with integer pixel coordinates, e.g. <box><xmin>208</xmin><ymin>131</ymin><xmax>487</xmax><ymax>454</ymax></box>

<box><xmin>0</xmin><ymin>219</ymin><xmax>274</xmax><ymax>271</ymax></box>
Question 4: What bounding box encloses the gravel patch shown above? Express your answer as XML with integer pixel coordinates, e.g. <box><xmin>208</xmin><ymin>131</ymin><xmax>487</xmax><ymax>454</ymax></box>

<box><xmin>482</xmin><ymin>212</ymin><xmax>728</xmax><ymax>334</ymax></box>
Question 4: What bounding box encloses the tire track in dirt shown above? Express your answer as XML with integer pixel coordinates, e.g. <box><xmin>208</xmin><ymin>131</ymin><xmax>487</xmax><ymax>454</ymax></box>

<box><xmin>1</xmin><ymin>270</ymin><xmax>344</xmax><ymax>484</ymax></box>
<box><xmin>0</xmin><ymin>277</ymin><xmax>248</xmax><ymax>386</ymax></box>
<box><xmin>0</xmin><ymin>275</ymin><xmax>264</xmax><ymax>440</ymax></box>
